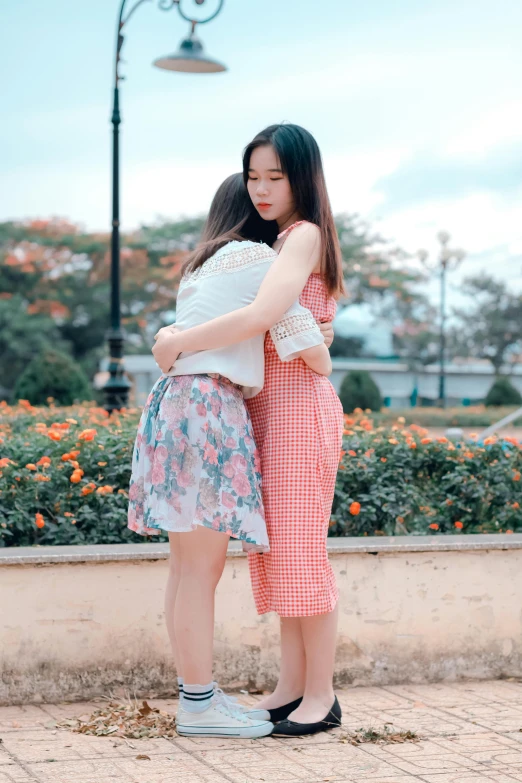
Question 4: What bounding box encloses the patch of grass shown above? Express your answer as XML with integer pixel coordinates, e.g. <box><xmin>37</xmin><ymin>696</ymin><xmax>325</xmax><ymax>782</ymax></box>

<box><xmin>341</xmin><ymin>723</ymin><xmax>420</xmax><ymax>745</ymax></box>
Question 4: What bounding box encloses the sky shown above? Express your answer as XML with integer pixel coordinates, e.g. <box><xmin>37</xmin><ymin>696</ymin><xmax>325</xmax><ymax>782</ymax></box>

<box><xmin>1</xmin><ymin>0</ymin><xmax>522</xmax><ymax>305</ymax></box>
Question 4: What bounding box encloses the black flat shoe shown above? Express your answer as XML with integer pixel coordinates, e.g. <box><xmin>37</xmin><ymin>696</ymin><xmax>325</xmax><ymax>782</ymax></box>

<box><xmin>247</xmin><ymin>696</ymin><xmax>303</xmax><ymax>723</ymax></box>
<box><xmin>271</xmin><ymin>696</ymin><xmax>342</xmax><ymax>737</ymax></box>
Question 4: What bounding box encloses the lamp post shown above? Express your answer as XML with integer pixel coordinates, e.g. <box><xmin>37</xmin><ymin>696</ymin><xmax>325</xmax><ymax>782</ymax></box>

<box><xmin>103</xmin><ymin>0</ymin><xmax>226</xmax><ymax>413</ymax></box>
<box><xmin>419</xmin><ymin>232</ymin><xmax>465</xmax><ymax>408</ymax></box>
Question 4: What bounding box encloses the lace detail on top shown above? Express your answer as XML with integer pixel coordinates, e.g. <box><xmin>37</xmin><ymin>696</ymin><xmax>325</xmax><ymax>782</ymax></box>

<box><xmin>181</xmin><ymin>241</ymin><xmax>276</xmax><ymax>287</ymax></box>
<box><xmin>270</xmin><ymin>310</ymin><xmax>318</xmax><ymax>344</ymax></box>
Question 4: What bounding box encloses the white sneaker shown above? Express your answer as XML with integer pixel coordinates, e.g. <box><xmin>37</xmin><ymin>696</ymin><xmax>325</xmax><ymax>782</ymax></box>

<box><xmin>176</xmin><ymin>698</ymin><xmax>273</xmax><ymax>738</ymax></box>
<box><xmin>212</xmin><ymin>683</ymin><xmax>271</xmax><ymax>721</ymax></box>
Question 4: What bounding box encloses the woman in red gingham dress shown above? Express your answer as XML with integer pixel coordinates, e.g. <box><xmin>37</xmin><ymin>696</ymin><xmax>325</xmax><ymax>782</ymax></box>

<box><xmin>155</xmin><ymin>124</ymin><xmax>345</xmax><ymax>736</ymax></box>
<box><xmin>247</xmin><ymin>231</ymin><xmax>342</xmax><ymax>618</ymax></box>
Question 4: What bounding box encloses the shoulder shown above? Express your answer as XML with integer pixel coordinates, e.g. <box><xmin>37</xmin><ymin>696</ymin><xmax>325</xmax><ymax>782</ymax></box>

<box><xmin>282</xmin><ymin>221</ymin><xmax>321</xmax><ymax>248</ymax></box>
<box><xmin>186</xmin><ymin>240</ymin><xmax>276</xmax><ymax>283</ymax></box>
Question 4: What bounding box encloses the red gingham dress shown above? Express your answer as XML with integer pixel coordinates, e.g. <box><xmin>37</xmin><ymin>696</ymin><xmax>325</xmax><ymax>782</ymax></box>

<box><xmin>246</xmin><ymin>223</ymin><xmax>344</xmax><ymax>617</ymax></box>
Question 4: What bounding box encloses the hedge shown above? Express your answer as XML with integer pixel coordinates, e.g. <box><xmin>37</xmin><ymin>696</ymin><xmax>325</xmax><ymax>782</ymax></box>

<box><xmin>0</xmin><ymin>402</ymin><xmax>520</xmax><ymax>546</ymax></box>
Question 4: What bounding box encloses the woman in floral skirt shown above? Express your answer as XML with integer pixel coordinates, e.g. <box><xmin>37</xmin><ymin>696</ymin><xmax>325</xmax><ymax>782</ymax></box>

<box><xmin>129</xmin><ymin>173</ymin><xmax>331</xmax><ymax>738</ymax></box>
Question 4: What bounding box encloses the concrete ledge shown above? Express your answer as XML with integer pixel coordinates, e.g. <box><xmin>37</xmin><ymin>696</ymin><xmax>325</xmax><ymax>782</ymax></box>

<box><xmin>2</xmin><ymin>534</ymin><xmax>522</xmax><ymax>704</ymax></box>
<box><xmin>1</xmin><ymin>533</ymin><xmax>522</xmax><ymax>565</ymax></box>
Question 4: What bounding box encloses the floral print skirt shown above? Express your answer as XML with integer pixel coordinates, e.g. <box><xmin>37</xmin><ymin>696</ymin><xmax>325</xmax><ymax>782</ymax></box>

<box><xmin>127</xmin><ymin>374</ymin><xmax>269</xmax><ymax>553</ymax></box>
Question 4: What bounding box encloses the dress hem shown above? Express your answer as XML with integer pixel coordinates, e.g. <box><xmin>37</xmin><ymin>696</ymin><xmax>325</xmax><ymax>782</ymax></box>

<box><xmin>128</xmin><ymin>519</ymin><xmax>270</xmax><ymax>554</ymax></box>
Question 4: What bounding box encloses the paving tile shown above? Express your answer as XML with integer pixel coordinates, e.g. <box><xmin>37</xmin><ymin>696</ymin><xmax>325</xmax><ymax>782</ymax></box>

<box><xmin>384</xmin><ymin>683</ymin><xmax>490</xmax><ymax>708</ymax></box>
<box><xmin>417</xmin><ymin>773</ymin><xmax>522</xmax><ymax>783</ymax></box>
<box><xmin>0</xmin><ymin>767</ymin><xmax>36</xmax><ymax>782</ymax></box>
<box><xmin>276</xmin><ymin>743</ymin><xmax>408</xmax><ymax>779</ymax></box>
<box><xmin>355</xmin><ymin>740</ymin><xmax>484</xmax><ymax>775</ymax></box>
<box><xmin>336</xmin><ymin>687</ymin><xmax>412</xmax><ymax>711</ymax></box>
<box><xmin>440</xmin><ymin>704</ymin><xmax>522</xmax><ymax>733</ymax></box>
<box><xmin>26</xmin><ymin>756</ymin><xmax>225</xmax><ymax>783</ymax></box>
<box><xmin>38</xmin><ymin>702</ymin><xmax>106</xmax><ymax>723</ymax></box>
<box><xmin>0</xmin><ymin>730</ymin><xmax>176</xmax><ymax>763</ymax></box>
<box><xmin>345</xmin><ymin>705</ymin><xmax>488</xmax><ymax>736</ymax></box>
<box><xmin>192</xmin><ymin>745</ymin><xmax>312</xmax><ymax>781</ymax></box>
<box><xmin>0</xmin><ymin>706</ymin><xmax>52</xmax><ymax>732</ymax></box>
<box><xmin>450</xmin><ymin>682</ymin><xmax>522</xmax><ymax>704</ymax></box>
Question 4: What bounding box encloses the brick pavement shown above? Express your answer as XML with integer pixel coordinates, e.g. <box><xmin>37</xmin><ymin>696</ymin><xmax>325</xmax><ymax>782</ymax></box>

<box><xmin>1</xmin><ymin>680</ymin><xmax>522</xmax><ymax>782</ymax></box>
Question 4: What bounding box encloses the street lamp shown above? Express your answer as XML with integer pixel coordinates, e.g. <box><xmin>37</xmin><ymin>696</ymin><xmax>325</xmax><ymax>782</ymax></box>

<box><xmin>103</xmin><ymin>0</ymin><xmax>226</xmax><ymax>413</ymax></box>
<box><xmin>418</xmin><ymin>232</ymin><xmax>465</xmax><ymax>408</ymax></box>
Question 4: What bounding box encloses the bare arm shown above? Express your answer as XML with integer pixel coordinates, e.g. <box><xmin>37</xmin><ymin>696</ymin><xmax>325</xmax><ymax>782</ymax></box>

<box><xmin>154</xmin><ymin>224</ymin><xmax>321</xmax><ymax>364</ymax></box>
<box><xmin>300</xmin><ymin>343</ymin><xmax>332</xmax><ymax>376</ymax></box>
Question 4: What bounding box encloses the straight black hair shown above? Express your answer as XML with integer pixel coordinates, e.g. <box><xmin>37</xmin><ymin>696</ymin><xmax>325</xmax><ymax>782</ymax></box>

<box><xmin>243</xmin><ymin>124</ymin><xmax>344</xmax><ymax>297</ymax></box>
<box><xmin>183</xmin><ymin>173</ymin><xmax>278</xmax><ymax>275</ymax></box>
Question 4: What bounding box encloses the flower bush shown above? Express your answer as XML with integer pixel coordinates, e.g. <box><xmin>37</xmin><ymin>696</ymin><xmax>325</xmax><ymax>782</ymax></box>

<box><xmin>1</xmin><ymin>402</ymin><xmax>521</xmax><ymax>546</ymax></box>
<box><xmin>374</xmin><ymin>405</ymin><xmax>522</xmax><ymax>428</ymax></box>
<box><xmin>0</xmin><ymin>400</ymin><xmax>154</xmax><ymax>546</ymax></box>
<box><xmin>331</xmin><ymin>409</ymin><xmax>522</xmax><ymax>537</ymax></box>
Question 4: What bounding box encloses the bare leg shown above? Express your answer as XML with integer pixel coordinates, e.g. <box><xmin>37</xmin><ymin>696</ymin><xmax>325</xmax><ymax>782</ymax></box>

<box><xmin>174</xmin><ymin>525</ymin><xmax>230</xmax><ymax>684</ymax></box>
<box><xmin>289</xmin><ymin>603</ymin><xmax>338</xmax><ymax>723</ymax></box>
<box><xmin>165</xmin><ymin>533</ymin><xmax>182</xmax><ymax>676</ymax></box>
<box><xmin>252</xmin><ymin>616</ymin><xmax>306</xmax><ymax>710</ymax></box>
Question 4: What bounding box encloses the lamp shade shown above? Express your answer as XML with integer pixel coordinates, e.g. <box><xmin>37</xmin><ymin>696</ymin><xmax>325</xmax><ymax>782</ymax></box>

<box><xmin>153</xmin><ymin>32</ymin><xmax>226</xmax><ymax>73</ymax></box>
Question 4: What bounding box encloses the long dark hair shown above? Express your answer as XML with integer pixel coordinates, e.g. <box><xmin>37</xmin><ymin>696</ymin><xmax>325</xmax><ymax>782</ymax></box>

<box><xmin>182</xmin><ymin>173</ymin><xmax>278</xmax><ymax>276</ymax></box>
<box><xmin>243</xmin><ymin>124</ymin><xmax>344</xmax><ymax>297</ymax></box>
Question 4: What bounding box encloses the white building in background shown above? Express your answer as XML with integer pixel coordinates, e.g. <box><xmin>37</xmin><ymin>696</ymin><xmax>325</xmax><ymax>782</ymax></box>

<box><xmin>98</xmin><ymin>354</ymin><xmax>522</xmax><ymax>409</ymax></box>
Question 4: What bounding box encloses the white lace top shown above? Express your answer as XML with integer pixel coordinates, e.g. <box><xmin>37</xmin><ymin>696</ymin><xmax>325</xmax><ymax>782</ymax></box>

<box><xmin>166</xmin><ymin>240</ymin><xmax>324</xmax><ymax>398</ymax></box>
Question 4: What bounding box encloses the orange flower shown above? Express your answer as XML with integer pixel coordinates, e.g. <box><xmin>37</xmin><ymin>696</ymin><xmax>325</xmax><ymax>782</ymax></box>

<box><xmin>34</xmin><ymin>475</ymin><xmax>50</xmax><ymax>482</ymax></box>
<box><xmin>421</xmin><ymin>438</ymin><xmax>432</xmax><ymax>444</ymax></box>
<box><xmin>25</xmin><ymin>463</ymin><xmax>37</xmax><ymax>471</ymax></box>
<box><xmin>507</xmin><ymin>529</ymin><xmax>514</xmax><ymax>534</ymax></box>
<box><xmin>381</xmin><ymin>457</ymin><xmax>387</xmax><ymax>463</ymax></box>
<box><xmin>454</xmin><ymin>521</ymin><xmax>463</xmax><ymax>529</ymax></box>
<box><xmin>96</xmin><ymin>485</ymin><xmax>114</xmax><ymax>495</ymax></box>
<box><xmin>397</xmin><ymin>516</ymin><xmax>405</xmax><ymax>524</ymax></box>
<box><xmin>388</xmin><ymin>438</ymin><xmax>398</xmax><ymax>445</ymax></box>
<box><xmin>35</xmin><ymin>513</ymin><xmax>45</xmax><ymax>529</ymax></box>
<box><xmin>70</xmin><ymin>470</ymin><xmax>84</xmax><ymax>484</ymax></box>
<box><xmin>446</xmin><ymin>499</ymin><xmax>453</xmax><ymax>506</ymax></box>
<box><xmin>513</xmin><ymin>471</ymin><xmax>521</xmax><ymax>482</ymax></box>
<box><xmin>339</xmin><ymin>450</ymin><xmax>346</xmax><ymax>461</ymax></box>
<box><xmin>0</xmin><ymin>458</ymin><xmax>13</xmax><ymax>469</ymax></box>
<box><xmin>513</xmin><ymin>502</ymin><xmax>520</xmax><ymax>510</ymax></box>
<box><xmin>69</xmin><ymin>460</ymin><xmax>80</xmax><ymax>469</ymax></box>
<box><xmin>429</xmin><ymin>523</ymin><xmax>439</xmax><ymax>530</ymax></box>
<box><xmin>79</xmin><ymin>429</ymin><xmax>97</xmax><ymax>441</ymax></box>
<box><xmin>348</xmin><ymin>450</ymin><xmax>357</xmax><ymax>457</ymax></box>
<box><xmin>409</xmin><ymin>442</ymin><xmax>417</xmax><ymax>449</ymax></box>
<box><xmin>437</xmin><ymin>437</ymin><xmax>448</xmax><ymax>444</ymax></box>
<box><xmin>36</xmin><ymin>456</ymin><xmax>51</xmax><ymax>466</ymax></box>
<box><xmin>98</xmin><ymin>461</ymin><xmax>107</xmax><ymax>467</ymax></box>
<box><xmin>48</xmin><ymin>431</ymin><xmax>62</xmax><ymax>441</ymax></box>
<box><xmin>354</xmin><ymin>408</ymin><xmax>363</xmax><ymax>414</ymax></box>
<box><xmin>463</xmin><ymin>451</ymin><xmax>474</xmax><ymax>458</ymax></box>
<box><xmin>483</xmin><ymin>436</ymin><xmax>497</xmax><ymax>445</ymax></box>
<box><xmin>80</xmin><ymin>483</ymin><xmax>96</xmax><ymax>496</ymax></box>
<box><xmin>64</xmin><ymin>512</ymin><xmax>74</xmax><ymax>518</ymax></box>
<box><xmin>349</xmin><ymin>501</ymin><xmax>361</xmax><ymax>516</ymax></box>
<box><xmin>61</xmin><ymin>453</ymin><xmax>72</xmax><ymax>461</ymax></box>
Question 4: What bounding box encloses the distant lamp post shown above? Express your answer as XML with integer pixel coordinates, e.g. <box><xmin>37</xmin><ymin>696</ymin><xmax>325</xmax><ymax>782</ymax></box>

<box><xmin>418</xmin><ymin>232</ymin><xmax>465</xmax><ymax>408</ymax></box>
<box><xmin>103</xmin><ymin>0</ymin><xmax>226</xmax><ymax>413</ymax></box>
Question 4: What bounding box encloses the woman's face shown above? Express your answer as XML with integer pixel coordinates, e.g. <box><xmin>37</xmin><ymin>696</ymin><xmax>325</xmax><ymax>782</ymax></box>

<box><xmin>247</xmin><ymin>144</ymin><xmax>297</xmax><ymax>227</ymax></box>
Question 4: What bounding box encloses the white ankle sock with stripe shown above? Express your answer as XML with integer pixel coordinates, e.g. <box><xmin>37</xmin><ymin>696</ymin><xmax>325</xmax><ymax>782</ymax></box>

<box><xmin>177</xmin><ymin>676</ymin><xmax>184</xmax><ymax>692</ymax></box>
<box><xmin>181</xmin><ymin>682</ymin><xmax>214</xmax><ymax>713</ymax></box>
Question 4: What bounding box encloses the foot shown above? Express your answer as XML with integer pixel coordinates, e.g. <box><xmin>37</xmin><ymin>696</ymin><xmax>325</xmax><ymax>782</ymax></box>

<box><xmin>176</xmin><ymin>698</ymin><xmax>273</xmax><ymax>739</ymax></box>
<box><xmin>288</xmin><ymin>694</ymin><xmax>336</xmax><ymax>724</ymax></box>
<box><xmin>252</xmin><ymin>688</ymin><xmax>304</xmax><ymax>712</ymax></box>
<box><xmin>271</xmin><ymin>697</ymin><xmax>342</xmax><ymax>738</ymax></box>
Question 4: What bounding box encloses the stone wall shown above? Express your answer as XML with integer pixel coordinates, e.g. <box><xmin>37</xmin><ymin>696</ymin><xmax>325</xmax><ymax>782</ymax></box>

<box><xmin>1</xmin><ymin>535</ymin><xmax>522</xmax><ymax>704</ymax></box>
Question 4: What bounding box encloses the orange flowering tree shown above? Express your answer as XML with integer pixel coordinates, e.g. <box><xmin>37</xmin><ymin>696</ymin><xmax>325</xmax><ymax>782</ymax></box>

<box><xmin>331</xmin><ymin>410</ymin><xmax>522</xmax><ymax>536</ymax></box>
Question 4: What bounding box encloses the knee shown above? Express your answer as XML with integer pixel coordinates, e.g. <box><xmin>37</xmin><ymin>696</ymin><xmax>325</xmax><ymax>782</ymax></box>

<box><xmin>179</xmin><ymin>555</ymin><xmax>225</xmax><ymax>588</ymax></box>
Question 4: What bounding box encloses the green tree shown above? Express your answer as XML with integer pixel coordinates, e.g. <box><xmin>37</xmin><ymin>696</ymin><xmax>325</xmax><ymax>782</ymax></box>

<box><xmin>452</xmin><ymin>274</ymin><xmax>522</xmax><ymax>375</ymax></box>
<box><xmin>0</xmin><ymin>296</ymin><xmax>66</xmax><ymax>398</ymax></box>
<box><xmin>13</xmin><ymin>349</ymin><xmax>92</xmax><ymax>405</ymax></box>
